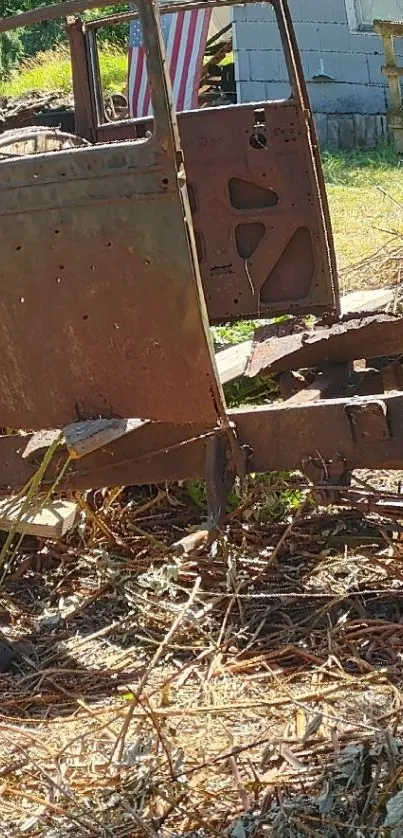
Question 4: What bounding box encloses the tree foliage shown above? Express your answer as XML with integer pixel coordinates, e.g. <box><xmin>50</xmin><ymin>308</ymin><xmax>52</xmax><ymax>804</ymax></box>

<box><xmin>0</xmin><ymin>3</ymin><xmax>23</xmax><ymax>76</ymax></box>
<box><xmin>0</xmin><ymin>1</ymin><xmax>131</xmax><ymax>78</ymax></box>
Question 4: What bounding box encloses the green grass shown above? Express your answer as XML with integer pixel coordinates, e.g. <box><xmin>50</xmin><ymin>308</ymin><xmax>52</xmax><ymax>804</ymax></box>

<box><xmin>0</xmin><ymin>45</ymin><xmax>128</xmax><ymax>97</ymax></box>
<box><xmin>0</xmin><ymin>44</ymin><xmax>234</xmax><ymax>99</ymax></box>
<box><xmin>213</xmin><ymin>320</ymin><xmax>267</xmax><ymax>346</ymax></box>
<box><xmin>322</xmin><ymin>145</ymin><xmax>401</xmax><ymax>186</ymax></box>
<box><xmin>322</xmin><ymin>146</ymin><xmax>403</xmax><ymax>279</ymax></box>
<box><xmin>0</xmin><ymin>49</ymin><xmax>73</xmax><ymax>96</ymax></box>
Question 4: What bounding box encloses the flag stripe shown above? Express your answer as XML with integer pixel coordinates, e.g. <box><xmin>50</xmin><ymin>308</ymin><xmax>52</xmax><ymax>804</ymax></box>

<box><xmin>138</xmin><ymin>52</ymin><xmax>149</xmax><ymax>116</ymax></box>
<box><xmin>142</xmin><ymin>58</ymin><xmax>151</xmax><ymax>115</ymax></box>
<box><xmin>170</xmin><ymin>11</ymin><xmax>187</xmax><ymax>107</ymax></box>
<box><xmin>128</xmin><ymin>43</ymin><xmax>143</xmax><ymax>116</ymax></box>
<box><xmin>184</xmin><ymin>9</ymin><xmax>209</xmax><ymax>111</ymax></box>
<box><xmin>128</xmin><ymin>7</ymin><xmax>211</xmax><ymax>118</ymax></box>
<box><xmin>177</xmin><ymin>11</ymin><xmax>197</xmax><ymax>111</ymax></box>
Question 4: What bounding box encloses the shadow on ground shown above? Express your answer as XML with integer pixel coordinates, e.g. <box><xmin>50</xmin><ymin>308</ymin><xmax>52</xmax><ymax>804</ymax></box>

<box><xmin>0</xmin><ymin>495</ymin><xmax>402</xmax><ymax>723</ymax></box>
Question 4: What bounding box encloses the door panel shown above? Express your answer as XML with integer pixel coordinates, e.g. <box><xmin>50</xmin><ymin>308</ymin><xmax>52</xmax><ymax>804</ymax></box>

<box><xmin>92</xmin><ymin>0</ymin><xmax>338</xmax><ymax>324</ymax></box>
<box><xmin>0</xmin><ymin>0</ymin><xmax>225</xmax><ymax>431</ymax></box>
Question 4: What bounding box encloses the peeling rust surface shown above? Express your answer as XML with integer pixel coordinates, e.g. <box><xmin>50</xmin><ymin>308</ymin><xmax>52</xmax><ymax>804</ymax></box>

<box><xmin>0</xmin><ymin>0</ymin><xmax>225</xmax><ymax>431</ymax></box>
<box><xmin>247</xmin><ymin>314</ymin><xmax>403</xmax><ymax>378</ymax></box>
<box><xmin>174</xmin><ymin>102</ymin><xmax>338</xmax><ymax>321</ymax></box>
<box><xmin>345</xmin><ymin>401</ymin><xmax>390</xmax><ymax>443</ymax></box>
<box><xmin>96</xmin><ymin>104</ymin><xmax>338</xmax><ymax>324</ymax></box>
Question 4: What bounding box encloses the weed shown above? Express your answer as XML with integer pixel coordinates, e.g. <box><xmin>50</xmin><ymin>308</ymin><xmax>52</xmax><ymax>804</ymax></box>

<box><xmin>322</xmin><ymin>144</ymin><xmax>401</xmax><ymax>187</ymax></box>
<box><xmin>212</xmin><ymin>316</ymin><xmax>291</xmax><ymax>348</ymax></box>
<box><xmin>186</xmin><ymin>479</ymin><xmax>240</xmax><ymax>513</ymax></box>
<box><xmin>224</xmin><ymin>373</ymin><xmax>279</xmax><ymax>408</ymax></box>
<box><xmin>321</xmin><ymin>145</ymin><xmax>403</xmax><ymax>279</ymax></box>
<box><xmin>0</xmin><ymin>45</ymin><xmax>128</xmax><ymax>97</ymax></box>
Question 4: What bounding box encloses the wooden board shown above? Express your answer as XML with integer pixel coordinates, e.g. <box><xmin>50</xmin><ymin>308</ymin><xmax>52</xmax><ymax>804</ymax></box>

<box><xmin>0</xmin><ymin>498</ymin><xmax>77</xmax><ymax>538</ymax></box>
<box><xmin>341</xmin><ymin>288</ymin><xmax>394</xmax><ymax>315</ymax></box>
<box><xmin>63</xmin><ymin>417</ymin><xmax>148</xmax><ymax>459</ymax></box>
<box><xmin>215</xmin><ymin>341</ymin><xmax>252</xmax><ymax>384</ymax></box>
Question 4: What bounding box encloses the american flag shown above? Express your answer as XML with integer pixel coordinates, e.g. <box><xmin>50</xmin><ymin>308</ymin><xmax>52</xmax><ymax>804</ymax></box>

<box><xmin>128</xmin><ymin>6</ymin><xmax>211</xmax><ymax>118</ymax></box>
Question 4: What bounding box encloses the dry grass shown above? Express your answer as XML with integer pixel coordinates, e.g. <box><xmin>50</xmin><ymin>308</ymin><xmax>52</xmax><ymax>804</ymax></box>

<box><xmin>1</xmin><ymin>482</ymin><xmax>403</xmax><ymax>836</ymax></box>
<box><xmin>323</xmin><ymin>147</ymin><xmax>403</xmax><ymax>294</ymax></box>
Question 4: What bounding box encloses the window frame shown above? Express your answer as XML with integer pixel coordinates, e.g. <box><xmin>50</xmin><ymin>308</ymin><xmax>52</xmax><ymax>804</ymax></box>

<box><xmin>346</xmin><ymin>0</ymin><xmax>403</xmax><ymax>32</ymax></box>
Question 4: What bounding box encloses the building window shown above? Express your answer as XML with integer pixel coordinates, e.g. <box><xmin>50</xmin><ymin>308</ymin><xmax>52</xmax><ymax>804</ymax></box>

<box><xmin>348</xmin><ymin>0</ymin><xmax>403</xmax><ymax>30</ymax></box>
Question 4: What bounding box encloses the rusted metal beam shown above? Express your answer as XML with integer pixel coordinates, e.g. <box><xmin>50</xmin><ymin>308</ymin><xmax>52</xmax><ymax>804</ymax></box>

<box><xmin>348</xmin><ymin>367</ymin><xmax>383</xmax><ymax>397</ymax></box>
<box><xmin>86</xmin><ymin>2</ymin><xmax>234</xmax><ymax>29</ymax></box>
<box><xmin>375</xmin><ymin>20</ymin><xmax>403</xmax><ymax>37</ymax></box>
<box><xmin>3</xmin><ymin>393</ymin><xmax>403</xmax><ymax>495</ymax></box>
<box><xmin>285</xmin><ymin>363</ymin><xmax>350</xmax><ymax>404</ymax></box>
<box><xmin>231</xmin><ymin>395</ymin><xmax>403</xmax><ymax>474</ymax></box>
<box><xmin>195</xmin><ymin>286</ymin><xmax>394</xmax><ymax>388</ymax></box>
<box><xmin>0</xmin><ymin>0</ymin><xmax>270</xmax><ymax>34</ymax></box>
<box><xmin>382</xmin><ymin>359</ymin><xmax>403</xmax><ymax>391</ymax></box>
<box><xmin>278</xmin><ymin>371</ymin><xmax>309</xmax><ymax>399</ymax></box>
<box><xmin>66</xmin><ymin>16</ymin><xmax>96</xmax><ymax>142</ymax></box>
<box><xmin>0</xmin><ymin>0</ymin><xmax>121</xmax><ymax>31</ymax></box>
<box><xmin>247</xmin><ymin>315</ymin><xmax>403</xmax><ymax>378</ymax></box>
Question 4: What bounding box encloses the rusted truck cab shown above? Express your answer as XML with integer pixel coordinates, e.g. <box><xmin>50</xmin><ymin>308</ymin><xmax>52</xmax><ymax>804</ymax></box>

<box><xmin>3</xmin><ymin>0</ymin><xmax>400</xmax><ymax>515</ymax></box>
<box><xmin>67</xmin><ymin>0</ymin><xmax>339</xmax><ymax>324</ymax></box>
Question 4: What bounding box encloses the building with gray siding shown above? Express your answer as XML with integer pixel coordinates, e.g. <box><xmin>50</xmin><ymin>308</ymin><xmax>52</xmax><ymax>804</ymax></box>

<box><xmin>233</xmin><ymin>0</ymin><xmax>403</xmax><ymax>147</ymax></box>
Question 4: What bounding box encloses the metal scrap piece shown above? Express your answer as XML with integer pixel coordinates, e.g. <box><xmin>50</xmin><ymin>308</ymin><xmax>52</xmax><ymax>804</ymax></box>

<box><xmin>345</xmin><ymin>401</ymin><xmax>390</xmax><ymax>443</ymax></box>
<box><xmin>246</xmin><ymin>314</ymin><xmax>403</xmax><ymax>378</ymax></box>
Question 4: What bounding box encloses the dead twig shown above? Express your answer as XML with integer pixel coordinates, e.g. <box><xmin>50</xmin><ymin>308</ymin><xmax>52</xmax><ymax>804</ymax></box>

<box><xmin>111</xmin><ymin>576</ymin><xmax>202</xmax><ymax>766</ymax></box>
<box><xmin>229</xmin><ymin>755</ymin><xmax>250</xmax><ymax>810</ymax></box>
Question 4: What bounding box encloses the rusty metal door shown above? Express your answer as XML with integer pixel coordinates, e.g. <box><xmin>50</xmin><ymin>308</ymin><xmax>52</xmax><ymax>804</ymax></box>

<box><xmin>87</xmin><ymin>0</ymin><xmax>339</xmax><ymax>323</ymax></box>
<box><xmin>0</xmin><ymin>0</ymin><xmax>226</xmax><ymax>431</ymax></box>
<box><xmin>177</xmin><ymin>0</ymin><xmax>339</xmax><ymax>322</ymax></box>
<box><xmin>181</xmin><ymin>99</ymin><xmax>338</xmax><ymax>322</ymax></box>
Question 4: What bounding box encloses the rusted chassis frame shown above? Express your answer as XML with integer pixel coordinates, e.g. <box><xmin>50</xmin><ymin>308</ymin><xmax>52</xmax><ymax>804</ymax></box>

<box><xmin>0</xmin><ymin>391</ymin><xmax>401</xmax><ymax>497</ymax></box>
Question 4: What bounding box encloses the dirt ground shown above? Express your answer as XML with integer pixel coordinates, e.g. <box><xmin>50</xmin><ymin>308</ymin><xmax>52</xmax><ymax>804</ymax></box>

<box><xmin>0</xmin><ymin>483</ymin><xmax>403</xmax><ymax>837</ymax></box>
